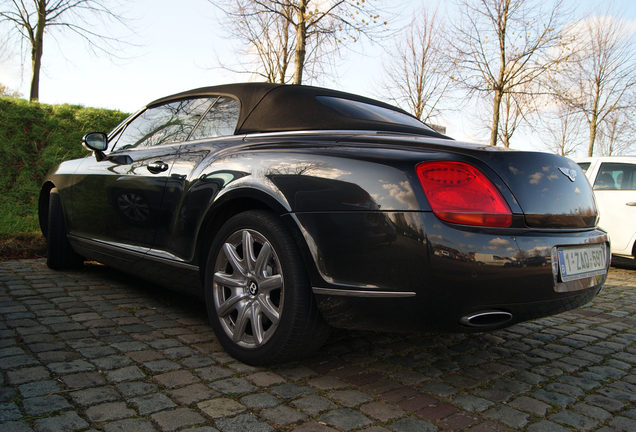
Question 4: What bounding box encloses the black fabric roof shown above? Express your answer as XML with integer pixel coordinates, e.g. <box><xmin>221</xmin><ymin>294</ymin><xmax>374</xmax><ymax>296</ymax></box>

<box><xmin>148</xmin><ymin>83</ymin><xmax>447</xmax><ymax>138</ymax></box>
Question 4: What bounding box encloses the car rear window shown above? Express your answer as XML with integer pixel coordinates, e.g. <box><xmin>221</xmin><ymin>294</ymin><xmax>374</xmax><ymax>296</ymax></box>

<box><xmin>316</xmin><ymin>96</ymin><xmax>434</xmax><ymax>132</ymax></box>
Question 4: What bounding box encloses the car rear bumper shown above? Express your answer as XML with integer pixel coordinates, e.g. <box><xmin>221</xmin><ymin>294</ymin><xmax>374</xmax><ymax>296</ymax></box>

<box><xmin>293</xmin><ymin>211</ymin><xmax>609</xmax><ymax>332</ymax></box>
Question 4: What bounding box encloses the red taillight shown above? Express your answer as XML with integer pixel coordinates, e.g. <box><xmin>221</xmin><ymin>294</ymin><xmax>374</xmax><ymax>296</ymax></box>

<box><xmin>416</xmin><ymin>161</ymin><xmax>512</xmax><ymax>227</ymax></box>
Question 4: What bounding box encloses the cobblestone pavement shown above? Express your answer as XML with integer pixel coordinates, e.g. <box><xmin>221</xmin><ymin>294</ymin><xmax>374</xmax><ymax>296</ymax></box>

<box><xmin>1</xmin><ymin>259</ymin><xmax>636</xmax><ymax>432</ymax></box>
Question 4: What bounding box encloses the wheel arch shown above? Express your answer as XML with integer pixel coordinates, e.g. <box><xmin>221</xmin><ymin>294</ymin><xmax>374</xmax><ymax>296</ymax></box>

<box><xmin>39</xmin><ymin>182</ymin><xmax>56</xmax><ymax>239</ymax></box>
<box><xmin>195</xmin><ymin>188</ymin><xmax>316</xmax><ymax>286</ymax></box>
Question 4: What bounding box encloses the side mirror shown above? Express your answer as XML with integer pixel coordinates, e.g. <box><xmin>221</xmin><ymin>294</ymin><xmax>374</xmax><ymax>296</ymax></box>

<box><xmin>82</xmin><ymin>132</ymin><xmax>108</xmax><ymax>161</ymax></box>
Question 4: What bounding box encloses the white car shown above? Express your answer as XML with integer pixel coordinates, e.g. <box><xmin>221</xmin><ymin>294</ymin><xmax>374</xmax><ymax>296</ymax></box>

<box><xmin>575</xmin><ymin>156</ymin><xmax>636</xmax><ymax>258</ymax></box>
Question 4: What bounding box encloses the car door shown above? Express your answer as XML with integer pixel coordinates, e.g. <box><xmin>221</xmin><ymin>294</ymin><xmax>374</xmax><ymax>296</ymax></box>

<box><xmin>70</xmin><ymin>98</ymin><xmax>218</xmax><ymax>258</ymax></box>
<box><xmin>591</xmin><ymin>162</ymin><xmax>636</xmax><ymax>255</ymax></box>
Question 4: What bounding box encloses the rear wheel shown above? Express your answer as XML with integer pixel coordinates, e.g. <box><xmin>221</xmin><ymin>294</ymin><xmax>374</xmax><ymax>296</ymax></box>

<box><xmin>204</xmin><ymin>210</ymin><xmax>330</xmax><ymax>365</ymax></box>
<box><xmin>46</xmin><ymin>188</ymin><xmax>84</xmax><ymax>269</ymax></box>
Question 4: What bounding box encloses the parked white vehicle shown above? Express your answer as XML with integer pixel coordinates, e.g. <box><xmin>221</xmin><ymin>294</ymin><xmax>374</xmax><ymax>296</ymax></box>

<box><xmin>575</xmin><ymin>156</ymin><xmax>636</xmax><ymax>258</ymax></box>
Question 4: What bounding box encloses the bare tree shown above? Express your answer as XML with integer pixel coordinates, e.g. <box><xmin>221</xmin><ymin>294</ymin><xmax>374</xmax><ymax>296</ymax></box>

<box><xmin>451</xmin><ymin>0</ymin><xmax>570</xmax><ymax>147</ymax></box>
<box><xmin>377</xmin><ymin>7</ymin><xmax>455</xmax><ymax>124</ymax></box>
<box><xmin>547</xmin><ymin>12</ymin><xmax>636</xmax><ymax>156</ymax></box>
<box><xmin>540</xmin><ymin>103</ymin><xmax>585</xmax><ymax>156</ymax></box>
<box><xmin>595</xmin><ymin>110</ymin><xmax>636</xmax><ymax>156</ymax></box>
<box><xmin>0</xmin><ymin>0</ymin><xmax>134</xmax><ymax>101</ymax></box>
<box><xmin>216</xmin><ymin>0</ymin><xmax>392</xmax><ymax>85</ymax></box>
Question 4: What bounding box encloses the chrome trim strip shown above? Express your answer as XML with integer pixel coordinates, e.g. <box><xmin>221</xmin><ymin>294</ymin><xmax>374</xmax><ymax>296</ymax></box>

<box><xmin>312</xmin><ymin>287</ymin><xmax>416</xmax><ymax>298</ymax></box>
<box><xmin>69</xmin><ymin>235</ymin><xmax>147</xmax><ymax>258</ymax></box>
<box><xmin>145</xmin><ymin>250</ymin><xmax>199</xmax><ymax>271</ymax></box>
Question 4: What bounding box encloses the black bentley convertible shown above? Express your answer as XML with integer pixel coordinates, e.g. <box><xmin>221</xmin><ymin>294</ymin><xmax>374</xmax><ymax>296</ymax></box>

<box><xmin>40</xmin><ymin>83</ymin><xmax>609</xmax><ymax>365</ymax></box>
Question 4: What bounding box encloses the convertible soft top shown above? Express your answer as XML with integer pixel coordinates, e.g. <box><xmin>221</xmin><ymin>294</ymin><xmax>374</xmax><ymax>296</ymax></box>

<box><xmin>148</xmin><ymin>83</ymin><xmax>447</xmax><ymax>138</ymax></box>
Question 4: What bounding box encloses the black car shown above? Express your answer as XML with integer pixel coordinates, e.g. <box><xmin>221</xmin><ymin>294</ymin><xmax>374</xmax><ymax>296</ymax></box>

<box><xmin>40</xmin><ymin>83</ymin><xmax>609</xmax><ymax>365</ymax></box>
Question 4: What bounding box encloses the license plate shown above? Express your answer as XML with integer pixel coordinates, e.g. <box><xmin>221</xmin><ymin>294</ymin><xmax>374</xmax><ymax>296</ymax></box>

<box><xmin>557</xmin><ymin>244</ymin><xmax>607</xmax><ymax>282</ymax></box>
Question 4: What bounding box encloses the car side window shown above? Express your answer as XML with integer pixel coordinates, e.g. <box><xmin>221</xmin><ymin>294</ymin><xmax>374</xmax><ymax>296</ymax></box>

<box><xmin>189</xmin><ymin>97</ymin><xmax>240</xmax><ymax>140</ymax></box>
<box><xmin>576</xmin><ymin>162</ymin><xmax>590</xmax><ymax>173</ymax></box>
<box><xmin>593</xmin><ymin>162</ymin><xmax>636</xmax><ymax>190</ymax></box>
<box><xmin>113</xmin><ymin>98</ymin><xmax>215</xmax><ymax>150</ymax></box>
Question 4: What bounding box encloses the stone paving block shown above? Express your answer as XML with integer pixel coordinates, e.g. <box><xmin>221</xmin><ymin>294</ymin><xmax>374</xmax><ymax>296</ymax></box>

<box><xmin>69</xmin><ymin>386</ymin><xmax>120</xmax><ymax>406</ymax></box>
<box><xmin>415</xmin><ymin>401</ymin><xmax>458</xmax><ymax>421</ymax></box>
<box><xmin>261</xmin><ymin>405</ymin><xmax>307</xmax><ymax>426</ymax></box>
<box><xmin>22</xmin><ymin>394</ymin><xmax>72</xmax><ymax>416</ymax></box>
<box><xmin>545</xmin><ymin>381</ymin><xmax>586</xmax><ymax>398</ymax></box>
<box><xmin>525</xmin><ymin>419</ymin><xmax>572</xmax><ymax>432</ymax></box>
<box><xmin>0</xmin><ymin>421</ymin><xmax>33</xmax><ymax>432</ymax></box>
<box><xmin>597</xmin><ymin>387</ymin><xmax>636</xmax><ymax>403</ymax></box>
<box><xmin>18</xmin><ymin>380</ymin><xmax>60</xmax><ymax>398</ymax></box>
<box><xmin>194</xmin><ymin>366</ymin><xmax>234</xmax><ymax>382</ymax></box>
<box><xmin>102</xmin><ymin>418</ymin><xmax>158</xmax><ymax>432</ymax></box>
<box><xmin>452</xmin><ymin>395</ymin><xmax>495</xmax><ymax>412</ymax></box>
<box><xmin>291</xmin><ymin>421</ymin><xmax>340</xmax><ymax>432</ymax></box>
<box><xmin>106</xmin><ymin>365</ymin><xmax>146</xmax><ymax>382</ymax></box>
<box><xmin>585</xmin><ymin>394</ymin><xmax>625</xmax><ymax>412</ymax></box>
<box><xmin>154</xmin><ymin>370</ymin><xmax>199</xmax><ymax>388</ymax></box>
<box><xmin>215</xmin><ymin>413</ymin><xmax>273</xmax><ymax>432</ymax></box>
<box><xmin>47</xmin><ymin>359</ymin><xmax>95</xmax><ymax>374</ymax></box>
<box><xmin>61</xmin><ymin>371</ymin><xmax>107</xmax><ymax>389</ymax></box>
<box><xmin>321</xmin><ymin>408</ymin><xmax>373</xmax><ymax>431</ymax></box>
<box><xmin>34</xmin><ymin>411</ymin><xmax>88</xmax><ymax>432</ymax></box>
<box><xmin>0</xmin><ymin>402</ymin><xmax>21</xmax><ymax>421</ymax></box>
<box><xmin>549</xmin><ymin>410</ymin><xmax>599</xmax><ymax>431</ymax></box>
<box><xmin>209</xmin><ymin>377</ymin><xmax>258</xmax><ymax>395</ymax></box>
<box><xmin>292</xmin><ymin>394</ymin><xmax>336</xmax><ymax>416</ymax></box>
<box><xmin>180</xmin><ymin>355</ymin><xmax>216</xmax><ymax>369</ymax></box>
<box><xmin>532</xmin><ymin>389</ymin><xmax>576</xmax><ymax>407</ymax></box>
<box><xmin>420</xmin><ymin>380</ymin><xmax>458</xmax><ymax>397</ymax></box>
<box><xmin>247</xmin><ymin>371</ymin><xmax>286</xmax><ymax>387</ymax></box>
<box><xmin>130</xmin><ymin>392</ymin><xmax>177</xmax><ymax>415</ymax></box>
<box><xmin>144</xmin><ymin>359</ymin><xmax>182</xmax><ymax>373</ymax></box>
<box><xmin>484</xmin><ymin>405</ymin><xmax>531</xmax><ymax>429</ymax></box>
<box><xmin>327</xmin><ymin>389</ymin><xmax>373</xmax><ymax>407</ymax></box>
<box><xmin>0</xmin><ymin>355</ymin><xmax>40</xmax><ymax>370</ymax></box>
<box><xmin>472</xmin><ymin>387</ymin><xmax>513</xmax><ymax>403</ymax></box>
<box><xmin>85</xmin><ymin>401</ymin><xmax>136</xmax><ymax>422</ymax></box>
<box><xmin>116</xmin><ymin>381</ymin><xmax>159</xmax><ymax>397</ymax></box>
<box><xmin>437</xmin><ymin>411</ymin><xmax>480</xmax><ymax>430</ymax></box>
<box><xmin>389</xmin><ymin>417</ymin><xmax>436</xmax><ymax>432</ymax></box>
<box><xmin>610</xmin><ymin>416</ymin><xmax>636</xmax><ymax>431</ymax></box>
<box><xmin>151</xmin><ymin>407</ymin><xmax>207</xmax><ymax>431</ymax></box>
<box><xmin>167</xmin><ymin>383</ymin><xmax>219</xmax><ymax>405</ymax></box>
<box><xmin>271</xmin><ymin>383</ymin><xmax>317</xmax><ymax>399</ymax></box>
<box><xmin>360</xmin><ymin>401</ymin><xmax>406</xmax><ymax>422</ymax></box>
<box><xmin>241</xmin><ymin>393</ymin><xmax>281</xmax><ymax>409</ymax></box>
<box><xmin>198</xmin><ymin>397</ymin><xmax>246</xmax><ymax>418</ymax></box>
<box><xmin>572</xmin><ymin>402</ymin><xmax>612</xmax><ymax>421</ymax></box>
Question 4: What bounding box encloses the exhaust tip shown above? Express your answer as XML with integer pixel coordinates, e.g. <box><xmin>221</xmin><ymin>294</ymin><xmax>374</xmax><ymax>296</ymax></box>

<box><xmin>460</xmin><ymin>311</ymin><xmax>513</xmax><ymax>328</ymax></box>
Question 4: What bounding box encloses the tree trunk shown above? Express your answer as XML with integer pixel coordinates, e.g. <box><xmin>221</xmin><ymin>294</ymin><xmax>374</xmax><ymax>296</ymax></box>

<box><xmin>588</xmin><ymin>116</ymin><xmax>597</xmax><ymax>157</ymax></box>
<box><xmin>293</xmin><ymin>0</ymin><xmax>307</xmax><ymax>85</ymax></box>
<box><xmin>29</xmin><ymin>0</ymin><xmax>47</xmax><ymax>101</ymax></box>
<box><xmin>490</xmin><ymin>89</ymin><xmax>503</xmax><ymax>146</ymax></box>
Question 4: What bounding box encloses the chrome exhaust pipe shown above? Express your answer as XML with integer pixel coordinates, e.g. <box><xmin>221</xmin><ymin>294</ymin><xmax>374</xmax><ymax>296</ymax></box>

<box><xmin>460</xmin><ymin>311</ymin><xmax>513</xmax><ymax>327</ymax></box>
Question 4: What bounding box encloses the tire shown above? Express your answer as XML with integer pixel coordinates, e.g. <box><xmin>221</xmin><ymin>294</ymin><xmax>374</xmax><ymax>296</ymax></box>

<box><xmin>204</xmin><ymin>210</ymin><xmax>330</xmax><ymax>365</ymax></box>
<box><xmin>46</xmin><ymin>188</ymin><xmax>84</xmax><ymax>269</ymax></box>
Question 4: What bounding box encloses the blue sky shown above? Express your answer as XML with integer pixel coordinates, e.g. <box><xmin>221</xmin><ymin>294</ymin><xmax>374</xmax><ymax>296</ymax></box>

<box><xmin>1</xmin><ymin>0</ymin><xmax>635</xmax><ymax>153</ymax></box>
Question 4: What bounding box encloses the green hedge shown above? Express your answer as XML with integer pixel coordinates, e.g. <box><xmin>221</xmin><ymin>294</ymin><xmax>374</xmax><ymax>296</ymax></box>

<box><xmin>0</xmin><ymin>97</ymin><xmax>128</xmax><ymax>238</ymax></box>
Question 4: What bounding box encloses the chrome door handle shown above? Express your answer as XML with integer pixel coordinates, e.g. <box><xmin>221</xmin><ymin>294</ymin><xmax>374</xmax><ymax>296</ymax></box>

<box><xmin>627</xmin><ymin>202</ymin><xmax>636</xmax><ymax>206</ymax></box>
<box><xmin>147</xmin><ymin>161</ymin><xmax>169</xmax><ymax>174</ymax></box>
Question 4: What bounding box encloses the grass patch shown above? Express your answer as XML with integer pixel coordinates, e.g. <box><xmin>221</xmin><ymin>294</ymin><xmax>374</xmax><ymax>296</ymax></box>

<box><xmin>0</xmin><ymin>96</ymin><xmax>128</xmax><ymax>240</ymax></box>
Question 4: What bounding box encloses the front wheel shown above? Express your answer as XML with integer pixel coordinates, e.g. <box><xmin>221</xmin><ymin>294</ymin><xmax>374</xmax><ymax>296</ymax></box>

<box><xmin>204</xmin><ymin>210</ymin><xmax>330</xmax><ymax>365</ymax></box>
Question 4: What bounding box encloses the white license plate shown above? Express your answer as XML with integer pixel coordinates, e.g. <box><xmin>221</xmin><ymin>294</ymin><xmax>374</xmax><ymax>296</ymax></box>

<box><xmin>557</xmin><ymin>244</ymin><xmax>607</xmax><ymax>282</ymax></box>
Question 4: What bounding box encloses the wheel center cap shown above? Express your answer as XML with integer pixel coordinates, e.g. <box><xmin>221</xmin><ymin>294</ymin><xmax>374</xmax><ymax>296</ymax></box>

<box><xmin>248</xmin><ymin>281</ymin><xmax>258</xmax><ymax>296</ymax></box>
